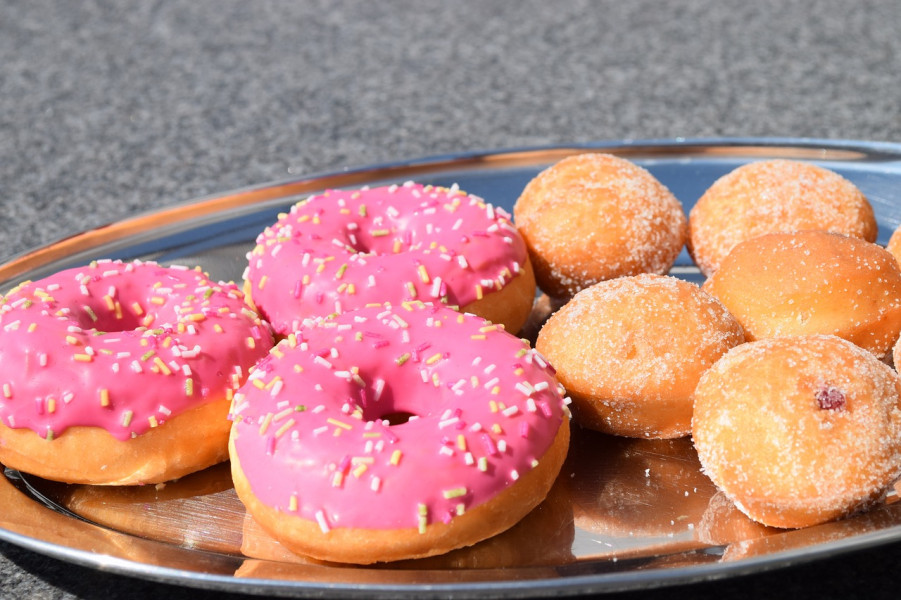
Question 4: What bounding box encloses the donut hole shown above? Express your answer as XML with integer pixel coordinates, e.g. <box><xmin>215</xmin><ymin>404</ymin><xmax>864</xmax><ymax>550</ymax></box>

<box><xmin>344</xmin><ymin>223</ymin><xmax>415</xmax><ymax>257</ymax></box>
<box><xmin>376</xmin><ymin>411</ymin><xmax>419</xmax><ymax>426</ymax></box>
<box><xmin>70</xmin><ymin>300</ymin><xmax>146</xmax><ymax>332</ymax></box>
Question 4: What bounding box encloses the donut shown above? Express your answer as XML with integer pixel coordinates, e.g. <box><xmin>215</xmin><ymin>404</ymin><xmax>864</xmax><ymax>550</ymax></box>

<box><xmin>229</xmin><ymin>302</ymin><xmax>570</xmax><ymax>564</ymax></box>
<box><xmin>243</xmin><ymin>182</ymin><xmax>536</xmax><ymax>336</ymax></box>
<box><xmin>887</xmin><ymin>224</ymin><xmax>901</xmax><ymax>267</ymax></box>
<box><xmin>535</xmin><ymin>274</ymin><xmax>744</xmax><ymax>438</ymax></box>
<box><xmin>688</xmin><ymin>159</ymin><xmax>877</xmax><ymax>276</ymax></box>
<box><xmin>692</xmin><ymin>334</ymin><xmax>901</xmax><ymax>529</ymax></box>
<box><xmin>0</xmin><ymin>259</ymin><xmax>273</xmax><ymax>485</ymax></box>
<box><xmin>513</xmin><ymin>153</ymin><xmax>687</xmax><ymax>299</ymax></box>
<box><xmin>702</xmin><ymin>230</ymin><xmax>901</xmax><ymax>360</ymax></box>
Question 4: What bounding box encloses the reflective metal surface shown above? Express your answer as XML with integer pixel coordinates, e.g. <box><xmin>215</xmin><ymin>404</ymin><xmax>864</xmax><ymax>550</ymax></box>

<box><xmin>2</xmin><ymin>139</ymin><xmax>901</xmax><ymax>598</ymax></box>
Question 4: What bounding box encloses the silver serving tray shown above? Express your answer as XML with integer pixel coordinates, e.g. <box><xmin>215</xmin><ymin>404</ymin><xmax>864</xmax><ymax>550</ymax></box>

<box><xmin>2</xmin><ymin>139</ymin><xmax>901</xmax><ymax>599</ymax></box>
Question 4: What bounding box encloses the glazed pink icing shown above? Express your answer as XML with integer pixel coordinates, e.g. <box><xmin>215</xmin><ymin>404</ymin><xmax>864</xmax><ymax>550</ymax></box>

<box><xmin>244</xmin><ymin>182</ymin><xmax>529</xmax><ymax>335</ymax></box>
<box><xmin>230</xmin><ymin>302</ymin><xmax>568</xmax><ymax>532</ymax></box>
<box><xmin>0</xmin><ymin>260</ymin><xmax>273</xmax><ymax>441</ymax></box>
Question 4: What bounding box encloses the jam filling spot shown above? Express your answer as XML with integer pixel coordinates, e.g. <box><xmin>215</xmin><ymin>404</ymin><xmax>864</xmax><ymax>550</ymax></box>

<box><xmin>815</xmin><ymin>385</ymin><xmax>846</xmax><ymax>411</ymax></box>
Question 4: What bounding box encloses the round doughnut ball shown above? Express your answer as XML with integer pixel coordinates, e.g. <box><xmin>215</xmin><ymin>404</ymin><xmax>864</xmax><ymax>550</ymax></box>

<box><xmin>692</xmin><ymin>335</ymin><xmax>901</xmax><ymax>529</ymax></box>
<box><xmin>886</xmin><ymin>224</ymin><xmax>901</xmax><ymax>267</ymax></box>
<box><xmin>513</xmin><ymin>153</ymin><xmax>688</xmax><ymax>299</ymax></box>
<box><xmin>702</xmin><ymin>230</ymin><xmax>901</xmax><ymax>360</ymax></box>
<box><xmin>688</xmin><ymin>159</ymin><xmax>877</xmax><ymax>276</ymax></box>
<box><xmin>536</xmin><ymin>274</ymin><xmax>744</xmax><ymax>438</ymax></box>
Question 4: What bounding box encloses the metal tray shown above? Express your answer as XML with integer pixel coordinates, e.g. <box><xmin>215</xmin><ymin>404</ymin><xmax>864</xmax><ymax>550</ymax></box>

<box><xmin>2</xmin><ymin>139</ymin><xmax>901</xmax><ymax>599</ymax></box>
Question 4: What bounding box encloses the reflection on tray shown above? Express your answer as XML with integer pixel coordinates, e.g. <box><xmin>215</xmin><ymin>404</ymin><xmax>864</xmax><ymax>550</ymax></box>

<box><xmin>8</xmin><ymin>417</ymin><xmax>901</xmax><ymax>580</ymax></box>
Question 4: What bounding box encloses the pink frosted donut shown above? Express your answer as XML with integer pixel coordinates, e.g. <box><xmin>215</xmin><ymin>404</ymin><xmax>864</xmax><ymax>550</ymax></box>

<box><xmin>244</xmin><ymin>182</ymin><xmax>536</xmax><ymax>336</ymax></box>
<box><xmin>0</xmin><ymin>259</ymin><xmax>273</xmax><ymax>485</ymax></box>
<box><xmin>229</xmin><ymin>302</ymin><xmax>571</xmax><ymax>564</ymax></box>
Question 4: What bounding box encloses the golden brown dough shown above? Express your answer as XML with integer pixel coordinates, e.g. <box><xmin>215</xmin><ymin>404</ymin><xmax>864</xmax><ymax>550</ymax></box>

<box><xmin>692</xmin><ymin>334</ymin><xmax>901</xmax><ymax>529</ymax></box>
<box><xmin>702</xmin><ymin>230</ymin><xmax>901</xmax><ymax>360</ymax></box>
<box><xmin>536</xmin><ymin>274</ymin><xmax>744</xmax><ymax>438</ymax></box>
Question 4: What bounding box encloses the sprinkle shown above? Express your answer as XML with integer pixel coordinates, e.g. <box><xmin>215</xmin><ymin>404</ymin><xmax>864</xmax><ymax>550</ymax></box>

<box><xmin>73</xmin><ymin>353</ymin><xmax>93</xmax><ymax>362</ymax></box>
<box><xmin>417</xmin><ymin>265</ymin><xmax>430</xmax><ymax>284</ymax></box>
<box><xmin>153</xmin><ymin>357</ymin><xmax>172</xmax><ymax>375</ymax></box>
<box><xmin>502</xmin><ymin>405</ymin><xmax>520</xmax><ymax>417</ymax></box>
<box><xmin>418</xmin><ymin>503</ymin><xmax>428</xmax><ymax>534</ymax></box>
<box><xmin>148</xmin><ymin>415</ymin><xmax>159</xmax><ymax>428</ymax></box>
<box><xmin>259</xmin><ymin>412</ymin><xmax>274</xmax><ymax>435</ymax></box>
<box><xmin>316</xmin><ymin>510</ymin><xmax>330</xmax><ymax>533</ymax></box>
<box><xmin>2</xmin><ymin>384</ymin><xmax>11</xmax><ymax>399</ymax></box>
<box><xmin>390</xmin><ymin>449</ymin><xmax>403</xmax><ymax>466</ymax></box>
<box><xmin>185</xmin><ymin>379</ymin><xmax>194</xmax><ymax>397</ymax></box>
<box><xmin>443</xmin><ymin>487</ymin><xmax>467</xmax><ymax>499</ymax></box>
<box><xmin>99</xmin><ymin>388</ymin><xmax>110</xmax><ymax>407</ymax></box>
<box><xmin>327</xmin><ymin>418</ymin><xmax>353</xmax><ymax>430</ymax></box>
<box><xmin>395</xmin><ymin>353</ymin><xmax>411</xmax><ymax>366</ymax></box>
<box><xmin>121</xmin><ymin>410</ymin><xmax>133</xmax><ymax>427</ymax></box>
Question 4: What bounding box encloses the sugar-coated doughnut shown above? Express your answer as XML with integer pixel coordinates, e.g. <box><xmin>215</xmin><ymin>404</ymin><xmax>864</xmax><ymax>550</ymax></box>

<box><xmin>244</xmin><ymin>182</ymin><xmax>536</xmax><ymax>335</ymax></box>
<box><xmin>688</xmin><ymin>159</ymin><xmax>877</xmax><ymax>276</ymax></box>
<box><xmin>692</xmin><ymin>335</ymin><xmax>901</xmax><ymax>529</ymax></box>
<box><xmin>513</xmin><ymin>153</ymin><xmax>687</xmax><ymax>299</ymax></box>
<box><xmin>229</xmin><ymin>302</ymin><xmax>570</xmax><ymax>564</ymax></box>
<box><xmin>887</xmin><ymin>224</ymin><xmax>901</xmax><ymax>267</ymax></box>
<box><xmin>0</xmin><ymin>259</ymin><xmax>273</xmax><ymax>485</ymax></box>
<box><xmin>536</xmin><ymin>274</ymin><xmax>744</xmax><ymax>438</ymax></box>
<box><xmin>703</xmin><ymin>231</ymin><xmax>901</xmax><ymax>360</ymax></box>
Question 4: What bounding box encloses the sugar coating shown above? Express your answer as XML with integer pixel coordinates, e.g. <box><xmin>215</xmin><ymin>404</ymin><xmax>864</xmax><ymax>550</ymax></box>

<box><xmin>514</xmin><ymin>153</ymin><xmax>687</xmax><ymax>299</ymax></box>
<box><xmin>689</xmin><ymin>159</ymin><xmax>877</xmax><ymax>277</ymax></box>
<box><xmin>703</xmin><ymin>230</ymin><xmax>901</xmax><ymax>360</ymax></box>
<box><xmin>536</xmin><ymin>273</ymin><xmax>743</xmax><ymax>438</ymax></box>
<box><xmin>693</xmin><ymin>335</ymin><xmax>901</xmax><ymax>529</ymax></box>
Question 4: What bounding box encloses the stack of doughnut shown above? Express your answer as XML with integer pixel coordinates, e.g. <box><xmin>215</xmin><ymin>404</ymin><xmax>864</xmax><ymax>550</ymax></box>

<box><xmin>518</xmin><ymin>153</ymin><xmax>901</xmax><ymax>530</ymax></box>
<box><xmin>0</xmin><ymin>181</ymin><xmax>570</xmax><ymax>565</ymax></box>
